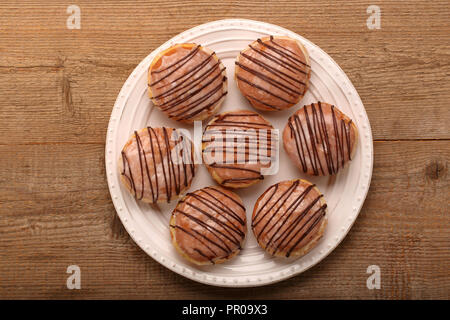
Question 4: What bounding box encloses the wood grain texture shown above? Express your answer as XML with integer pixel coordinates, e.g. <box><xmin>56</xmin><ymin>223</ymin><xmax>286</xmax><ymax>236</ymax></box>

<box><xmin>0</xmin><ymin>141</ymin><xmax>448</xmax><ymax>299</ymax></box>
<box><xmin>0</xmin><ymin>0</ymin><xmax>449</xmax><ymax>299</ymax></box>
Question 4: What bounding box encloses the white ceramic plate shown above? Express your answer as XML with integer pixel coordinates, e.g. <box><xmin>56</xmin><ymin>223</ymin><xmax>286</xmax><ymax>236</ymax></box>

<box><xmin>105</xmin><ymin>19</ymin><xmax>373</xmax><ymax>287</ymax></box>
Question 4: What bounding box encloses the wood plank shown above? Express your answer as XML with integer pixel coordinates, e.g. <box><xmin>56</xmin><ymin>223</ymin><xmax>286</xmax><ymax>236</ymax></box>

<box><xmin>0</xmin><ymin>140</ymin><xmax>448</xmax><ymax>299</ymax></box>
<box><xmin>0</xmin><ymin>0</ymin><xmax>449</xmax><ymax>144</ymax></box>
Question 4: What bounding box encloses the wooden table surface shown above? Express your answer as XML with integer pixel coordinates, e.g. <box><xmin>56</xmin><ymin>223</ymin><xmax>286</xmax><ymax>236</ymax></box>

<box><xmin>0</xmin><ymin>0</ymin><xmax>448</xmax><ymax>300</ymax></box>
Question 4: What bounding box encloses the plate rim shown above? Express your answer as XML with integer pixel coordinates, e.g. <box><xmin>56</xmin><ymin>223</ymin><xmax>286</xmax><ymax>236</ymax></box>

<box><xmin>105</xmin><ymin>18</ymin><xmax>374</xmax><ymax>287</ymax></box>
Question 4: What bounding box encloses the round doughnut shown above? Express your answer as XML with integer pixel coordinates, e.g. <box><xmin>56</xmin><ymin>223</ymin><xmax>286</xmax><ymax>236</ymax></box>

<box><xmin>202</xmin><ymin>110</ymin><xmax>277</xmax><ymax>188</ymax></box>
<box><xmin>170</xmin><ymin>186</ymin><xmax>247</xmax><ymax>265</ymax></box>
<box><xmin>118</xmin><ymin>127</ymin><xmax>196</xmax><ymax>203</ymax></box>
<box><xmin>235</xmin><ymin>35</ymin><xmax>310</xmax><ymax>111</ymax></box>
<box><xmin>283</xmin><ymin>101</ymin><xmax>358</xmax><ymax>176</ymax></box>
<box><xmin>148</xmin><ymin>43</ymin><xmax>227</xmax><ymax>123</ymax></box>
<box><xmin>252</xmin><ymin>179</ymin><xmax>327</xmax><ymax>258</ymax></box>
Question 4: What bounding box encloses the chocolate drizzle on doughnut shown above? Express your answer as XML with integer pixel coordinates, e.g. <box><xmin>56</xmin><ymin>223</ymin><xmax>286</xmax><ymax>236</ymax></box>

<box><xmin>121</xmin><ymin>127</ymin><xmax>195</xmax><ymax>203</ymax></box>
<box><xmin>149</xmin><ymin>44</ymin><xmax>227</xmax><ymax>121</ymax></box>
<box><xmin>202</xmin><ymin>111</ymin><xmax>276</xmax><ymax>186</ymax></box>
<box><xmin>170</xmin><ymin>186</ymin><xmax>246</xmax><ymax>264</ymax></box>
<box><xmin>252</xmin><ymin>180</ymin><xmax>327</xmax><ymax>257</ymax></box>
<box><xmin>236</xmin><ymin>36</ymin><xmax>310</xmax><ymax>110</ymax></box>
<box><xmin>151</xmin><ymin>45</ymin><xmax>201</xmax><ymax>75</ymax></box>
<box><xmin>287</xmin><ymin>102</ymin><xmax>354</xmax><ymax>175</ymax></box>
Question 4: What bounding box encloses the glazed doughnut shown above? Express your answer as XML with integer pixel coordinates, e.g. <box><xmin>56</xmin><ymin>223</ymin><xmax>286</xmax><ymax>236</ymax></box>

<box><xmin>202</xmin><ymin>110</ymin><xmax>277</xmax><ymax>188</ymax></box>
<box><xmin>235</xmin><ymin>35</ymin><xmax>310</xmax><ymax>111</ymax></box>
<box><xmin>252</xmin><ymin>179</ymin><xmax>327</xmax><ymax>258</ymax></box>
<box><xmin>170</xmin><ymin>186</ymin><xmax>247</xmax><ymax>265</ymax></box>
<box><xmin>148</xmin><ymin>43</ymin><xmax>227</xmax><ymax>123</ymax></box>
<box><xmin>283</xmin><ymin>102</ymin><xmax>358</xmax><ymax>176</ymax></box>
<box><xmin>119</xmin><ymin>127</ymin><xmax>196</xmax><ymax>203</ymax></box>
